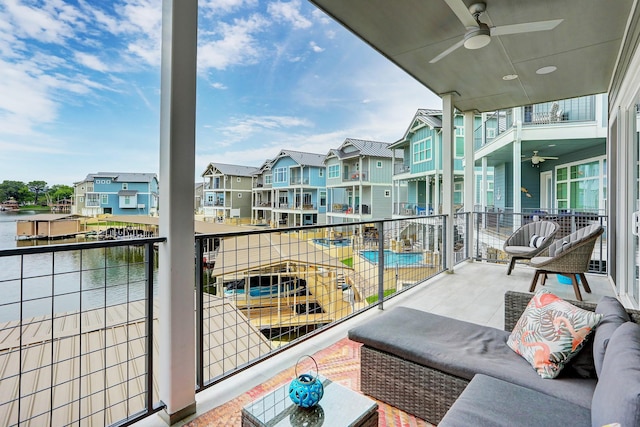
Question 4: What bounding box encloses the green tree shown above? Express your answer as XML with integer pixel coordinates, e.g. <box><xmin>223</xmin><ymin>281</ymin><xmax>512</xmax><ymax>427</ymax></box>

<box><xmin>28</xmin><ymin>180</ymin><xmax>48</xmax><ymax>205</ymax></box>
<box><xmin>47</xmin><ymin>185</ymin><xmax>74</xmax><ymax>203</ymax></box>
<box><xmin>0</xmin><ymin>180</ymin><xmax>28</xmax><ymax>203</ymax></box>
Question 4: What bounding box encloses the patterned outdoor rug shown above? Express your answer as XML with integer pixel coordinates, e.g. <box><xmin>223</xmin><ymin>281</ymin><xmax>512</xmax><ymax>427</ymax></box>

<box><xmin>186</xmin><ymin>337</ymin><xmax>432</xmax><ymax>426</ymax></box>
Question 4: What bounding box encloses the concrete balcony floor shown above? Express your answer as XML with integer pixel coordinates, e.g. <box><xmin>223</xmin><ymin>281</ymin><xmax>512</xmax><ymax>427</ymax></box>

<box><xmin>137</xmin><ymin>261</ymin><xmax>615</xmax><ymax>426</ymax></box>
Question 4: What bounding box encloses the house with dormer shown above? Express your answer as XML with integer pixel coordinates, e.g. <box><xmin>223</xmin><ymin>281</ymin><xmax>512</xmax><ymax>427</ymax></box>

<box><xmin>390</xmin><ymin>109</ymin><xmax>482</xmax><ymax>216</ymax></box>
<box><xmin>324</xmin><ymin>138</ymin><xmax>402</xmax><ymax>223</ymax></box>
<box><xmin>73</xmin><ymin>172</ymin><xmax>159</xmax><ymax>217</ymax></box>
<box><xmin>269</xmin><ymin>150</ymin><xmax>327</xmax><ymax>227</ymax></box>
<box><xmin>201</xmin><ymin>163</ymin><xmax>257</xmax><ymax>222</ymax></box>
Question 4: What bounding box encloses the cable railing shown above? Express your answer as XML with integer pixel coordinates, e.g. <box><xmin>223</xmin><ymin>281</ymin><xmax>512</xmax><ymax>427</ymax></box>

<box><xmin>472</xmin><ymin>211</ymin><xmax>607</xmax><ymax>274</ymax></box>
<box><xmin>0</xmin><ymin>238</ymin><xmax>165</xmax><ymax>427</ymax></box>
<box><xmin>194</xmin><ymin>216</ymin><xmax>447</xmax><ymax>390</ymax></box>
<box><xmin>0</xmin><ymin>210</ymin><xmax>607</xmax><ymax>425</ymax></box>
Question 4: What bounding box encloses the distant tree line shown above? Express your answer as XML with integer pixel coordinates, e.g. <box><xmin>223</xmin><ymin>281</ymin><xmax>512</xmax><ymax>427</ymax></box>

<box><xmin>0</xmin><ymin>180</ymin><xmax>73</xmax><ymax>206</ymax></box>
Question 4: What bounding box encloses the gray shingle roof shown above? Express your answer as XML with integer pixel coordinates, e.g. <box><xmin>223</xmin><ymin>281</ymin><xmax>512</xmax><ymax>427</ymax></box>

<box><xmin>276</xmin><ymin>150</ymin><xmax>326</xmax><ymax>167</ymax></box>
<box><xmin>83</xmin><ymin>172</ymin><xmax>158</xmax><ymax>183</ymax></box>
<box><xmin>204</xmin><ymin>163</ymin><xmax>259</xmax><ymax>177</ymax></box>
<box><xmin>328</xmin><ymin>138</ymin><xmax>399</xmax><ymax>160</ymax></box>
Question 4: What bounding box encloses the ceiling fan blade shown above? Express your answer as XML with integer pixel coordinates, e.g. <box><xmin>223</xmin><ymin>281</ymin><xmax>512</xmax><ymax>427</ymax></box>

<box><xmin>541</xmin><ymin>156</ymin><xmax>559</xmax><ymax>160</ymax></box>
<box><xmin>429</xmin><ymin>39</ymin><xmax>465</xmax><ymax>64</ymax></box>
<box><xmin>521</xmin><ymin>157</ymin><xmax>532</xmax><ymax>162</ymax></box>
<box><xmin>491</xmin><ymin>19</ymin><xmax>563</xmax><ymax>36</ymax></box>
<box><xmin>444</xmin><ymin>0</ymin><xmax>479</xmax><ymax>29</ymax></box>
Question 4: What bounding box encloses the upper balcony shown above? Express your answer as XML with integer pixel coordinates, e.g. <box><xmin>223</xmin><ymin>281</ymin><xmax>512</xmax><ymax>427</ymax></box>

<box><xmin>475</xmin><ymin>95</ymin><xmax>598</xmax><ymax>151</ymax></box>
<box><xmin>0</xmin><ymin>212</ymin><xmax>609</xmax><ymax>426</ymax></box>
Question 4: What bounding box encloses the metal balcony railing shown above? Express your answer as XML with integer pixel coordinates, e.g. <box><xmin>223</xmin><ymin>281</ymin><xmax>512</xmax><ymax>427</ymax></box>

<box><xmin>0</xmin><ymin>238</ymin><xmax>166</xmax><ymax>426</ymax></box>
<box><xmin>0</xmin><ymin>210</ymin><xmax>608</xmax><ymax>426</ymax></box>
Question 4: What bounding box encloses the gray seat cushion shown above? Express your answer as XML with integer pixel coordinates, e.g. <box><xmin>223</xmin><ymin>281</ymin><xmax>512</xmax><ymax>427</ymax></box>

<box><xmin>439</xmin><ymin>374</ymin><xmax>591</xmax><ymax>427</ymax></box>
<box><xmin>591</xmin><ymin>322</ymin><xmax>640</xmax><ymax>427</ymax></box>
<box><xmin>348</xmin><ymin>307</ymin><xmax>596</xmax><ymax>408</ymax></box>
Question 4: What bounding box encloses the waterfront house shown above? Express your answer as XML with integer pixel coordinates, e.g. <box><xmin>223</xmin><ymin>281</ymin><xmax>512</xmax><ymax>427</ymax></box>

<box><xmin>270</xmin><ymin>149</ymin><xmax>327</xmax><ymax>227</ymax></box>
<box><xmin>251</xmin><ymin>158</ymin><xmax>274</xmax><ymax>225</ymax></box>
<box><xmin>324</xmin><ymin>138</ymin><xmax>401</xmax><ymax>223</ymax></box>
<box><xmin>390</xmin><ymin>109</ymin><xmax>483</xmax><ymax>216</ymax></box>
<box><xmin>474</xmin><ymin>94</ymin><xmax>608</xmax><ymax>217</ymax></box>
<box><xmin>72</xmin><ymin>172</ymin><xmax>159</xmax><ymax>217</ymax></box>
<box><xmin>201</xmin><ymin>162</ymin><xmax>256</xmax><ymax>223</ymax></box>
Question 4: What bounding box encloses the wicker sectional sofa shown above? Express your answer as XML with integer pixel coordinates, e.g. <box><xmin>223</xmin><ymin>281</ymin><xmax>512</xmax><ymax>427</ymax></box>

<box><xmin>347</xmin><ymin>291</ymin><xmax>640</xmax><ymax>426</ymax></box>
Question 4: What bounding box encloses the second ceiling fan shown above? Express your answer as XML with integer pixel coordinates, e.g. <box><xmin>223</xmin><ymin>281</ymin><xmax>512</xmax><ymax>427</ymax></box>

<box><xmin>522</xmin><ymin>150</ymin><xmax>558</xmax><ymax>165</ymax></box>
<box><xmin>430</xmin><ymin>1</ymin><xmax>563</xmax><ymax>64</ymax></box>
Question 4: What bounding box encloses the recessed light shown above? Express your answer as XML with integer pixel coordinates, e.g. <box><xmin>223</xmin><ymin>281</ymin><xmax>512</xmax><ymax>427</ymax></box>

<box><xmin>536</xmin><ymin>66</ymin><xmax>557</xmax><ymax>75</ymax></box>
<box><xmin>502</xmin><ymin>74</ymin><xmax>518</xmax><ymax>81</ymax></box>
<box><xmin>548</xmin><ymin>144</ymin><xmax>556</xmax><ymax>147</ymax></box>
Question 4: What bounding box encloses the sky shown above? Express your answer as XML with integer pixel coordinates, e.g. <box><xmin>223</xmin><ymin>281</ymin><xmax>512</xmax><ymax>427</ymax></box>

<box><xmin>0</xmin><ymin>0</ymin><xmax>442</xmax><ymax>187</ymax></box>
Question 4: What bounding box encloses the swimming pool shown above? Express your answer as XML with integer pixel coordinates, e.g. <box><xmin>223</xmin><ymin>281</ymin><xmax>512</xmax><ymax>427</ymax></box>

<box><xmin>312</xmin><ymin>238</ymin><xmax>351</xmax><ymax>247</ymax></box>
<box><xmin>360</xmin><ymin>250</ymin><xmax>424</xmax><ymax>266</ymax></box>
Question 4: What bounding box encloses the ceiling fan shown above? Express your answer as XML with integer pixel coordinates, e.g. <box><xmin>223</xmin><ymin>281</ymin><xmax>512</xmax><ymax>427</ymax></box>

<box><xmin>429</xmin><ymin>1</ymin><xmax>563</xmax><ymax>64</ymax></box>
<box><xmin>522</xmin><ymin>150</ymin><xmax>558</xmax><ymax>165</ymax></box>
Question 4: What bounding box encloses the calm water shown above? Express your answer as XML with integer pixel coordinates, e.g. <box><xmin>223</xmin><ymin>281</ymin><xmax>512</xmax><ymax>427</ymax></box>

<box><xmin>0</xmin><ymin>212</ymin><xmax>157</xmax><ymax>322</ymax></box>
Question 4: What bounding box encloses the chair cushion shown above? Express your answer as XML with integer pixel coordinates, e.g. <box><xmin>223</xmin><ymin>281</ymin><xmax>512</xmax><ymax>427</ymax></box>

<box><xmin>507</xmin><ymin>289</ymin><xmax>602</xmax><ymax>379</ymax></box>
<box><xmin>593</xmin><ymin>296</ymin><xmax>630</xmax><ymax>377</ymax></box>
<box><xmin>591</xmin><ymin>322</ymin><xmax>640</xmax><ymax>427</ymax></box>
<box><xmin>439</xmin><ymin>374</ymin><xmax>591</xmax><ymax>427</ymax></box>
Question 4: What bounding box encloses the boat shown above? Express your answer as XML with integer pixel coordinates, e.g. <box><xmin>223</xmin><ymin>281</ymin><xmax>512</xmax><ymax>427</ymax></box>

<box><xmin>0</xmin><ymin>199</ymin><xmax>19</xmax><ymax>212</ymax></box>
<box><xmin>224</xmin><ymin>275</ymin><xmax>307</xmax><ymax>298</ymax></box>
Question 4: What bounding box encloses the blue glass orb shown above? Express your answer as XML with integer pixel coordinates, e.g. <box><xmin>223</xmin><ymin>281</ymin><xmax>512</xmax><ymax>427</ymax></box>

<box><xmin>288</xmin><ymin>373</ymin><xmax>324</xmax><ymax>408</ymax></box>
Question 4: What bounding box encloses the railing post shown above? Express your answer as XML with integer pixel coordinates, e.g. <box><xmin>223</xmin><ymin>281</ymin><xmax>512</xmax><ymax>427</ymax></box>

<box><xmin>465</xmin><ymin>213</ymin><xmax>470</xmax><ymax>260</ymax></box>
<box><xmin>145</xmin><ymin>242</ymin><xmax>155</xmax><ymax>414</ymax></box>
<box><xmin>442</xmin><ymin>215</ymin><xmax>448</xmax><ymax>269</ymax></box>
<box><xmin>475</xmin><ymin>212</ymin><xmax>481</xmax><ymax>260</ymax></box>
<box><xmin>377</xmin><ymin>221</ymin><xmax>384</xmax><ymax>309</ymax></box>
<box><xmin>195</xmin><ymin>238</ymin><xmax>204</xmax><ymax>390</ymax></box>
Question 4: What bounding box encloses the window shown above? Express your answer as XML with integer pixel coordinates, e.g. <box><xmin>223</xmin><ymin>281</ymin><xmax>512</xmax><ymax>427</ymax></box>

<box><xmin>384</xmin><ymin>190</ymin><xmax>390</xmax><ymax>197</ymax></box>
<box><xmin>101</xmin><ymin>194</ymin><xmax>108</xmax><ymax>204</ymax></box>
<box><xmin>319</xmin><ymin>191</ymin><xmax>326</xmax><ymax>207</ymax></box>
<box><xmin>274</xmin><ymin>167</ymin><xmax>287</xmax><ymax>183</ymax></box>
<box><xmin>486</xmin><ymin>128</ymin><xmax>496</xmax><ymax>139</ymax></box>
<box><xmin>328</xmin><ymin>164</ymin><xmax>340</xmax><ymax>178</ymax></box>
<box><xmin>124</xmin><ymin>196</ymin><xmax>131</xmax><ymax>205</ymax></box>
<box><xmin>86</xmin><ymin>193</ymin><xmax>99</xmax><ymax>207</ymax></box>
<box><xmin>303</xmin><ymin>193</ymin><xmax>312</xmax><ymax>205</ymax></box>
<box><xmin>454</xmin><ymin>182</ymin><xmax>463</xmax><ymax>204</ymax></box>
<box><xmin>238</xmin><ymin>193</ymin><xmax>242</xmax><ymax>198</ymax></box>
<box><xmin>79</xmin><ymin>196</ymin><xmax>84</xmax><ymax>203</ymax></box>
<box><xmin>377</xmin><ymin>161</ymin><xmax>383</xmax><ymax>168</ymax></box>
<box><xmin>237</xmin><ymin>177</ymin><xmax>241</xmax><ymax>182</ymax></box>
<box><xmin>265</xmin><ymin>175</ymin><xmax>272</xmax><ymax>185</ymax></box>
<box><xmin>413</xmin><ymin>137</ymin><xmax>432</xmax><ymax>163</ymax></box>
<box><xmin>122</xmin><ymin>183</ymin><xmax>128</xmax><ymax>190</ymax></box>
<box><xmin>319</xmin><ymin>169</ymin><xmax>324</xmax><ymax>177</ymax></box>
<box><xmin>555</xmin><ymin>158</ymin><xmax>605</xmax><ymax>212</ymax></box>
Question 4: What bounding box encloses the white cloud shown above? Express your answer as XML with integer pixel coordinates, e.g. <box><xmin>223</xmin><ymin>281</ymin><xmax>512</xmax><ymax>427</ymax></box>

<box><xmin>201</xmin><ymin>0</ymin><xmax>258</xmax><ymax>15</ymax></box>
<box><xmin>3</xmin><ymin>0</ymin><xmax>82</xmax><ymax>44</ymax></box>
<box><xmin>268</xmin><ymin>0</ymin><xmax>312</xmax><ymax>29</ymax></box>
<box><xmin>216</xmin><ymin>115</ymin><xmax>313</xmax><ymax>146</ymax></box>
<box><xmin>309</xmin><ymin>41</ymin><xmax>324</xmax><ymax>53</ymax></box>
<box><xmin>211</xmin><ymin>82</ymin><xmax>228</xmax><ymax>90</ymax></box>
<box><xmin>311</xmin><ymin>8</ymin><xmax>331</xmax><ymax>25</ymax></box>
<box><xmin>75</xmin><ymin>52</ymin><xmax>110</xmax><ymax>72</ymax></box>
<box><xmin>199</xmin><ymin>14</ymin><xmax>269</xmax><ymax>71</ymax></box>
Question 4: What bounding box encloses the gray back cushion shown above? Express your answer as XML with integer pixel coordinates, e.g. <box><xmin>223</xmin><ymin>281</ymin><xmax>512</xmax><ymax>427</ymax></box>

<box><xmin>593</xmin><ymin>296</ymin><xmax>630</xmax><ymax>377</ymax></box>
<box><xmin>591</xmin><ymin>322</ymin><xmax>640</xmax><ymax>427</ymax></box>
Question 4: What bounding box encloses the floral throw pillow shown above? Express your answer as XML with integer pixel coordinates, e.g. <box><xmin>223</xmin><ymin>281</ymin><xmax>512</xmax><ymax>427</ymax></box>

<box><xmin>507</xmin><ymin>289</ymin><xmax>603</xmax><ymax>379</ymax></box>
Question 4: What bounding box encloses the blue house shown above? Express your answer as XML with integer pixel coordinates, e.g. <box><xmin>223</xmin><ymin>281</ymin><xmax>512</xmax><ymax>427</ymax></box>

<box><xmin>73</xmin><ymin>172</ymin><xmax>159</xmax><ymax>217</ymax></box>
<box><xmin>269</xmin><ymin>150</ymin><xmax>327</xmax><ymax>226</ymax></box>
<box><xmin>390</xmin><ymin>109</ymin><xmax>483</xmax><ymax>216</ymax></box>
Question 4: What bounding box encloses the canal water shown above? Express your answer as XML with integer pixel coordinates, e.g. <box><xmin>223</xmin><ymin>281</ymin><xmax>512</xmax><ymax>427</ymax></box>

<box><xmin>0</xmin><ymin>212</ymin><xmax>158</xmax><ymax>322</ymax></box>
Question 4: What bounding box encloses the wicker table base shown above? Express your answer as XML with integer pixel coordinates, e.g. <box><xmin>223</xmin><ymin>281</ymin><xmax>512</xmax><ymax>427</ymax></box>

<box><xmin>241</xmin><ymin>376</ymin><xmax>378</xmax><ymax>427</ymax></box>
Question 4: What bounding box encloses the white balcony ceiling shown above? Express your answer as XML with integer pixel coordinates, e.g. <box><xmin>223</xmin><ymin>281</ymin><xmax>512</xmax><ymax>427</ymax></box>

<box><xmin>309</xmin><ymin>0</ymin><xmax>634</xmax><ymax>112</ymax></box>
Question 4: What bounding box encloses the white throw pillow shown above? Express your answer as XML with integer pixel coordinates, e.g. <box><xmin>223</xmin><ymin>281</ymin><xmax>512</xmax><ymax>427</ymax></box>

<box><xmin>529</xmin><ymin>234</ymin><xmax>546</xmax><ymax>248</ymax></box>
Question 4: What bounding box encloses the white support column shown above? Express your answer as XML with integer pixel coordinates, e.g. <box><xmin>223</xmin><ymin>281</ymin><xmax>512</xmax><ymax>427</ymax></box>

<box><xmin>481</xmin><ymin>157</ymin><xmax>488</xmax><ymax>228</ymax></box>
<box><xmin>463</xmin><ymin>111</ymin><xmax>475</xmax><ymax>259</ymax></box>
<box><xmin>158</xmin><ymin>0</ymin><xmax>197</xmax><ymax>423</ymax></box>
<box><xmin>442</xmin><ymin>94</ymin><xmax>455</xmax><ymax>271</ymax></box>
<box><xmin>513</xmin><ymin>116</ymin><xmax>523</xmax><ymax>229</ymax></box>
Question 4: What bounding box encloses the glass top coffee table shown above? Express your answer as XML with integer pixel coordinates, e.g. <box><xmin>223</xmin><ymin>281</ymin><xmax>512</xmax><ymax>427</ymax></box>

<box><xmin>241</xmin><ymin>376</ymin><xmax>378</xmax><ymax>427</ymax></box>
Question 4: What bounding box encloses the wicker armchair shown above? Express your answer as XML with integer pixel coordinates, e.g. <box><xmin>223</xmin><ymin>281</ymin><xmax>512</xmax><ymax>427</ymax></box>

<box><xmin>529</xmin><ymin>223</ymin><xmax>604</xmax><ymax>301</ymax></box>
<box><xmin>503</xmin><ymin>220</ymin><xmax>559</xmax><ymax>275</ymax></box>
